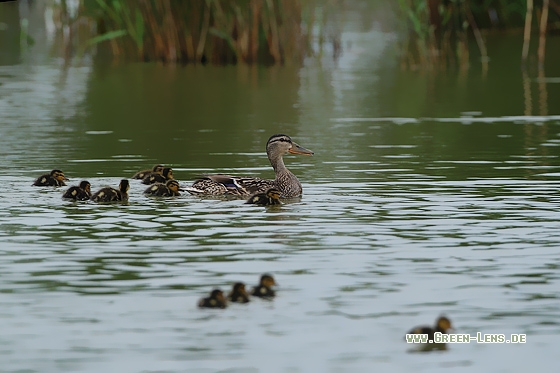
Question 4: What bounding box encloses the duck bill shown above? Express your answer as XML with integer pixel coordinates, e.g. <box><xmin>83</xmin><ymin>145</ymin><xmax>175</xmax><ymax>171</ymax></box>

<box><xmin>289</xmin><ymin>142</ymin><xmax>314</xmax><ymax>156</ymax></box>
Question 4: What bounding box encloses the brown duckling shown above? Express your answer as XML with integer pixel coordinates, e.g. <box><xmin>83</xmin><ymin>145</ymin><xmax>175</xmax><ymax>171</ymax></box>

<box><xmin>132</xmin><ymin>164</ymin><xmax>164</xmax><ymax>180</ymax></box>
<box><xmin>33</xmin><ymin>169</ymin><xmax>68</xmax><ymax>187</ymax></box>
<box><xmin>245</xmin><ymin>188</ymin><xmax>282</xmax><ymax>206</ymax></box>
<box><xmin>198</xmin><ymin>289</ymin><xmax>227</xmax><ymax>309</ymax></box>
<box><xmin>142</xmin><ymin>167</ymin><xmax>174</xmax><ymax>185</ymax></box>
<box><xmin>144</xmin><ymin>180</ymin><xmax>184</xmax><ymax>197</ymax></box>
<box><xmin>228</xmin><ymin>282</ymin><xmax>250</xmax><ymax>303</ymax></box>
<box><xmin>251</xmin><ymin>274</ymin><xmax>276</xmax><ymax>298</ymax></box>
<box><xmin>62</xmin><ymin>180</ymin><xmax>91</xmax><ymax>201</ymax></box>
<box><xmin>407</xmin><ymin>316</ymin><xmax>453</xmax><ymax>341</ymax></box>
<box><xmin>91</xmin><ymin>179</ymin><xmax>130</xmax><ymax>202</ymax></box>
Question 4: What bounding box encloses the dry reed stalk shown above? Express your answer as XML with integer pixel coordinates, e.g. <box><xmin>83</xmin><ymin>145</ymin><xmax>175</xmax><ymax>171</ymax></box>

<box><xmin>163</xmin><ymin>0</ymin><xmax>178</xmax><ymax>61</ymax></box>
<box><xmin>464</xmin><ymin>5</ymin><xmax>485</xmax><ymax>57</ymax></box>
<box><xmin>522</xmin><ymin>0</ymin><xmax>533</xmax><ymax>66</ymax></box>
<box><xmin>250</xmin><ymin>0</ymin><xmax>260</xmax><ymax>63</ymax></box>
<box><xmin>196</xmin><ymin>4</ymin><xmax>210</xmax><ymax>62</ymax></box>
<box><xmin>538</xmin><ymin>0</ymin><xmax>549</xmax><ymax>68</ymax></box>
<box><xmin>265</xmin><ymin>0</ymin><xmax>281</xmax><ymax>63</ymax></box>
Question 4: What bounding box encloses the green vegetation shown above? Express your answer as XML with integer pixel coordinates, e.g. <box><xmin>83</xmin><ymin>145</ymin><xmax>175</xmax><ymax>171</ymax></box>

<box><xmin>49</xmin><ymin>0</ymin><xmax>330</xmax><ymax>65</ymax></box>
<box><xmin>396</xmin><ymin>0</ymin><xmax>560</xmax><ymax>69</ymax></box>
<box><xmin>38</xmin><ymin>0</ymin><xmax>560</xmax><ymax>68</ymax></box>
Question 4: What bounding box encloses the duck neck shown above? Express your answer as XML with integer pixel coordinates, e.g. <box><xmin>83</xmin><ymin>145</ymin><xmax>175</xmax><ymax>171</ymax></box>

<box><xmin>268</xmin><ymin>151</ymin><xmax>303</xmax><ymax>197</ymax></box>
<box><xmin>269</xmin><ymin>153</ymin><xmax>289</xmax><ymax>177</ymax></box>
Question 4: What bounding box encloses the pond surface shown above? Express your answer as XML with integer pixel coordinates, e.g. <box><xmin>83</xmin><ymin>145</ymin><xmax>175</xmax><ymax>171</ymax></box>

<box><xmin>1</xmin><ymin>11</ymin><xmax>560</xmax><ymax>373</ymax></box>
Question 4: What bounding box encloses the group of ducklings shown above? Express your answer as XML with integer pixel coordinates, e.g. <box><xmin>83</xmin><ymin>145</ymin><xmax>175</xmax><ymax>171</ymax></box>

<box><xmin>33</xmin><ymin>169</ymin><xmax>453</xmax><ymax>349</ymax></box>
<box><xmin>198</xmin><ymin>273</ymin><xmax>453</xmax><ymax>351</ymax></box>
<box><xmin>32</xmin><ymin>166</ymin><xmax>282</xmax><ymax>205</ymax></box>
<box><xmin>198</xmin><ymin>274</ymin><xmax>277</xmax><ymax>309</ymax></box>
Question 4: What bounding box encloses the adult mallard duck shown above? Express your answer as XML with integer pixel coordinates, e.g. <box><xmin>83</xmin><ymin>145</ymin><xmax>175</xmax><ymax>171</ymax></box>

<box><xmin>251</xmin><ymin>274</ymin><xmax>277</xmax><ymax>298</ymax></box>
<box><xmin>198</xmin><ymin>289</ymin><xmax>227</xmax><ymax>309</ymax></box>
<box><xmin>245</xmin><ymin>188</ymin><xmax>281</xmax><ymax>206</ymax></box>
<box><xmin>132</xmin><ymin>164</ymin><xmax>163</xmax><ymax>180</ymax></box>
<box><xmin>228</xmin><ymin>282</ymin><xmax>250</xmax><ymax>303</ymax></box>
<box><xmin>407</xmin><ymin>316</ymin><xmax>453</xmax><ymax>341</ymax></box>
<box><xmin>62</xmin><ymin>180</ymin><xmax>92</xmax><ymax>200</ymax></box>
<box><xmin>33</xmin><ymin>169</ymin><xmax>69</xmax><ymax>187</ymax></box>
<box><xmin>186</xmin><ymin>134</ymin><xmax>313</xmax><ymax>198</ymax></box>
<box><xmin>144</xmin><ymin>180</ymin><xmax>184</xmax><ymax>197</ymax></box>
<box><xmin>91</xmin><ymin>179</ymin><xmax>130</xmax><ymax>202</ymax></box>
<box><xmin>142</xmin><ymin>167</ymin><xmax>174</xmax><ymax>185</ymax></box>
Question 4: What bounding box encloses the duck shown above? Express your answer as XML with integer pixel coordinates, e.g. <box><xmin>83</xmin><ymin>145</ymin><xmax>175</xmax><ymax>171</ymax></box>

<box><xmin>142</xmin><ymin>167</ymin><xmax>174</xmax><ymax>185</ymax></box>
<box><xmin>407</xmin><ymin>316</ymin><xmax>453</xmax><ymax>341</ymax></box>
<box><xmin>245</xmin><ymin>188</ymin><xmax>282</xmax><ymax>206</ymax></box>
<box><xmin>198</xmin><ymin>289</ymin><xmax>227</xmax><ymax>309</ymax></box>
<box><xmin>33</xmin><ymin>169</ymin><xmax>69</xmax><ymax>187</ymax></box>
<box><xmin>62</xmin><ymin>180</ymin><xmax>92</xmax><ymax>200</ymax></box>
<box><xmin>132</xmin><ymin>164</ymin><xmax>164</xmax><ymax>180</ymax></box>
<box><xmin>251</xmin><ymin>274</ymin><xmax>277</xmax><ymax>298</ymax></box>
<box><xmin>186</xmin><ymin>134</ymin><xmax>313</xmax><ymax>198</ymax></box>
<box><xmin>91</xmin><ymin>179</ymin><xmax>130</xmax><ymax>202</ymax></box>
<box><xmin>144</xmin><ymin>180</ymin><xmax>184</xmax><ymax>197</ymax></box>
<box><xmin>228</xmin><ymin>282</ymin><xmax>250</xmax><ymax>303</ymax></box>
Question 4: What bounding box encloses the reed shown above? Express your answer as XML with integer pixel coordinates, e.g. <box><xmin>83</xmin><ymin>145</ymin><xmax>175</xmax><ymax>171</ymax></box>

<box><xmin>68</xmin><ymin>0</ymin><xmax>323</xmax><ymax>65</ymax></box>
<box><xmin>397</xmin><ymin>0</ymin><xmax>559</xmax><ymax>70</ymax></box>
<box><xmin>397</xmin><ymin>0</ymin><xmax>480</xmax><ymax>70</ymax></box>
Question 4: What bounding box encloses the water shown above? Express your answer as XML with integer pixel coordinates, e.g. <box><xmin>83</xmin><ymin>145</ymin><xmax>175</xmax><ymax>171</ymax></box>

<box><xmin>2</xmin><ymin>9</ymin><xmax>560</xmax><ymax>373</ymax></box>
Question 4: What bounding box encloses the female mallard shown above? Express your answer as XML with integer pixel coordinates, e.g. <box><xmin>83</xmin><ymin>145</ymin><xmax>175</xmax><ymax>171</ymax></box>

<box><xmin>246</xmin><ymin>188</ymin><xmax>281</xmax><ymax>206</ymax></box>
<box><xmin>33</xmin><ymin>169</ymin><xmax>68</xmax><ymax>187</ymax></box>
<box><xmin>62</xmin><ymin>180</ymin><xmax>91</xmax><ymax>201</ymax></box>
<box><xmin>228</xmin><ymin>282</ymin><xmax>250</xmax><ymax>303</ymax></box>
<box><xmin>91</xmin><ymin>179</ymin><xmax>130</xmax><ymax>202</ymax></box>
<box><xmin>186</xmin><ymin>134</ymin><xmax>313</xmax><ymax>198</ymax></box>
<box><xmin>142</xmin><ymin>167</ymin><xmax>174</xmax><ymax>185</ymax></box>
<box><xmin>198</xmin><ymin>289</ymin><xmax>227</xmax><ymax>309</ymax></box>
<box><xmin>144</xmin><ymin>180</ymin><xmax>184</xmax><ymax>197</ymax></box>
<box><xmin>132</xmin><ymin>164</ymin><xmax>163</xmax><ymax>180</ymax></box>
<box><xmin>407</xmin><ymin>316</ymin><xmax>453</xmax><ymax>341</ymax></box>
<box><xmin>251</xmin><ymin>274</ymin><xmax>277</xmax><ymax>298</ymax></box>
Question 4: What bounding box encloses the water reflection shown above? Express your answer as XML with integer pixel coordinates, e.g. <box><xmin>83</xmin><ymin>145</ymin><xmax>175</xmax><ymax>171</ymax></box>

<box><xmin>2</xmin><ymin>15</ymin><xmax>560</xmax><ymax>373</ymax></box>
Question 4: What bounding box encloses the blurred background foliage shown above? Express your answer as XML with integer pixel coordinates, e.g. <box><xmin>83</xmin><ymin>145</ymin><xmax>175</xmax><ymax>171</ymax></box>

<box><xmin>46</xmin><ymin>0</ymin><xmax>342</xmax><ymax>65</ymax></box>
<box><xmin>3</xmin><ymin>0</ymin><xmax>560</xmax><ymax>68</ymax></box>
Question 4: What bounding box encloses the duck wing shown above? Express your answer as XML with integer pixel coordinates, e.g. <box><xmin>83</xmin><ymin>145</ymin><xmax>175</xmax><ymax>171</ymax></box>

<box><xmin>186</xmin><ymin>174</ymin><xmax>274</xmax><ymax>196</ymax></box>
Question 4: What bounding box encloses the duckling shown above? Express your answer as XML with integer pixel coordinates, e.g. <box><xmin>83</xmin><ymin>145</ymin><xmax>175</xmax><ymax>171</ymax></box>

<box><xmin>143</xmin><ymin>180</ymin><xmax>184</xmax><ymax>197</ymax></box>
<box><xmin>251</xmin><ymin>274</ymin><xmax>276</xmax><ymax>298</ymax></box>
<box><xmin>91</xmin><ymin>179</ymin><xmax>130</xmax><ymax>202</ymax></box>
<box><xmin>142</xmin><ymin>167</ymin><xmax>174</xmax><ymax>185</ymax></box>
<box><xmin>246</xmin><ymin>188</ymin><xmax>282</xmax><ymax>206</ymax></box>
<box><xmin>33</xmin><ymin>169</ymin><xmax>68</xmax><ymax>187</ymax></box>
<box><xmin>198</xmin><ymin>289</ymin><xmax>227</xmax><ymax>309</ymax></box>
<box><xmin>62</xmin><ymin>180</ymin><xmax>91</xmax><ymax>201</ymax></box>
<box><xmin>228</xmin><ymin>282</ymin><xmax>250</xmax><ymax>303</ymax></box>
<box><xmin>407</xmin><ymin>316</ymin><xmax>453</xmax><ymax>341</ymax></box>
<box><xmin>132</xmin><ymin>164</ymin><xmax>164</xmax><ymax>180</ymax></box>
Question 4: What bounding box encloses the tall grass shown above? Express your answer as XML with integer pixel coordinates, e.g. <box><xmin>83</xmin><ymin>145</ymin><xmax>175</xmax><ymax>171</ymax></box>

<box><xmin>397</xmin><ymin>0</ymin><xmax>560</xmax><ymax>70</ymax></box>
<box><xmin>397</xmin><ymin>0</ymin><xmax>486</xmax><ymax>70</ymax></box>
<box><xmin>50</xmin><ymin>0</ymin><xmax>332</xmax><ymax>65</ymax></box>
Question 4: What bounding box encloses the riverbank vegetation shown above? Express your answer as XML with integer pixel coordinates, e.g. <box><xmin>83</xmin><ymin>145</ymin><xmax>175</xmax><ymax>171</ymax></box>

<box><xmin>397</xmin><ymin>0</ymin><xmax>560</xmax><ymax>70</ymax></box>
<box><xmin>48</xmin><ymin>0</ymin><xmax>340</xmax><ymax>65</ymax></box>
<box><xmin>20</xmin><ymin>0</ymin><xmax>560</xmax><ymax>68</ymax></box>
